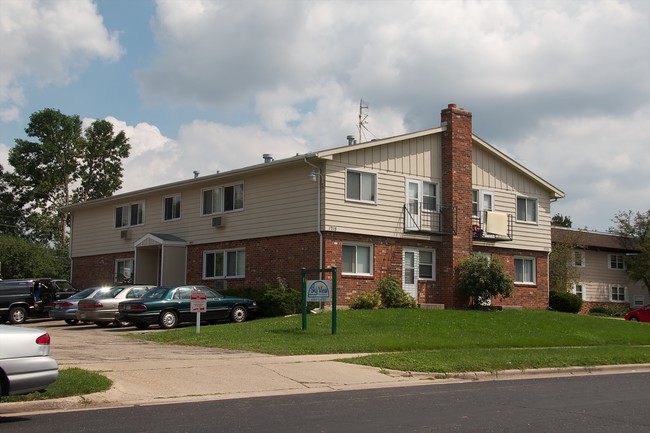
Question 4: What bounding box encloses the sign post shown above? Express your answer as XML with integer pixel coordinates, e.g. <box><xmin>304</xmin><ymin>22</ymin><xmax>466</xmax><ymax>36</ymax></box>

<box><xmin>301</xmin><ymin>267</ymin><xmax>337</xmax><ymax>334</ymax></box>
<box><xmin>190</xmin><ymin>290</ymin><xmax>207</xmax><ymax>334</ymax></box>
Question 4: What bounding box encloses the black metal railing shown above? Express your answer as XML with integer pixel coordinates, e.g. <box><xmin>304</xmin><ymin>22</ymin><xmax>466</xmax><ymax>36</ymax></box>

<box><xmin>471</xmin><ymin>212</ymin><xmax>513</xmax><ymax>241</ymax></box>
<box><xmin>404</xmin><ymin>204</ymin><xmax>456</xmax><ymax>235</ymax></box>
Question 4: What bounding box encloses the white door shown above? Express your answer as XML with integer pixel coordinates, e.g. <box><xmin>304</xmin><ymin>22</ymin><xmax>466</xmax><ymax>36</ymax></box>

<box><xmin>406</xmin><ymin>180</ymin><xmax>420</xmax><ymax>230</ymax></box>
<box><xmin>402</xmin><ymin>249</ymin><xmax>418</xmax><ymax>299</ymax></box>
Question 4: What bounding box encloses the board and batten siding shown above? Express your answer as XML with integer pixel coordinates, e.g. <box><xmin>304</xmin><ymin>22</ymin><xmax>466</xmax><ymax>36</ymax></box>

<box><xmin>69</xmin><ymin>164</ymin><xmax>318</xmax><ymax>258</ymax></box>
<box><xmin>321</xmin><ymin>134</ymin><xmax>442</xmax><ymax>239</ymax></box>
<box><xmin>472</xmin><ymin>144</ymin><xmax>553</xmax><ymax>252</ymax></box>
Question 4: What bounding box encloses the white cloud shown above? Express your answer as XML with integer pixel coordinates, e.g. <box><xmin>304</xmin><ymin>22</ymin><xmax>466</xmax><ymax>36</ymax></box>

<box><xmin>0</xmin><ymin>0</ymin><xmax>124</xmax><ymax>118</ymax></box>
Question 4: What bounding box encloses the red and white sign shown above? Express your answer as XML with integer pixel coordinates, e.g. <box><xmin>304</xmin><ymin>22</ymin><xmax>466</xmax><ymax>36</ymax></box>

<box><xmin>190</xmin><ymin>290</ymin><xmax>207</xmax><ymax>313</ymax></box>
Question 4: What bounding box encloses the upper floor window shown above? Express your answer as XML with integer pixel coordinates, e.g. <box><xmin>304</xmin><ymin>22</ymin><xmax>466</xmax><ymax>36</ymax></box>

<box><xmin>516</xmin><ymin>197</ymin><xmax>537</xmax><ymax>223</ymax></box>
<box><xmin>608</xmin><ymin>254</ymin><xmax>625</xmax><ymax>270</ymax></box>
<box><xmin>574</xmin><ymin>250</ymin><xmax>585</xmax><ymax>267</ymax></box>
<box><xmin>203</xmin><ymin>249</ymin><xmax>245</xmax><ymax>279</ymax></box>
<box><xmin>342</xmin><ymin>243</ymin><xmax>373</xmax><ymax>275</ymax></box>
<box><xmin>202</xmin><ymin>183</ymin><xmax>244</xmax><ymax>215</ymax></box>
<box><xmin>610</xmin><ymin>285</ymin><xmax>627</xmax><ymax>302</ymax></box>
<box><xmin>115</xmin><ymin>203</ymin><xmax>143</xmax><ymax>228</ymax></box>
<box><xmin>163</xmin><ymin>194</ymin><xmax>181</xmax><ymax>221</ymax></box>
<box><xmin>514</xmin><ymin>256</ymin><xmax>536</xmax><ymax>284</ymax></box>
<box><xmin>472</xmin><ymin>189</ymin><xmax>493</xmax><ymax>218</ymax></box>
<box><xmin>346</xmin><ymin>170</ymin><xmax>376</xmax><ymax>203</ymax></box>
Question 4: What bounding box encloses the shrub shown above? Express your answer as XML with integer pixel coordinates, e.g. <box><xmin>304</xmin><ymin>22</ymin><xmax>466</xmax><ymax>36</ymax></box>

<box><xmin>349</xmin><ymin>291</ymin><xmax>382</xmax><ymax>310</ymax></box>
<box><xmin>375</xmin><ymin>277</ymin><xmax>416</xmax><ymax>308</ymax></box>
<box><xmin>549</xmin><ymin>290</ymin><xmax>583</xmax><ymax>313</ymax></box>
<box><xmin>589</xmin><ymin>305</ymin><xmax>629</xmax><ymax>317</ymax></box>
<box><xmin>456</xmin><ymin>255</ymin><xmax>514</xmax><ymax>308</ymax></box>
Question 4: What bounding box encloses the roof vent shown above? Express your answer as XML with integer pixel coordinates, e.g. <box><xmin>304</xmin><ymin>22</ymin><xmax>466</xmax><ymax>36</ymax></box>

<box><xmin>263</xmin><ymin>154</ymin><xmax>274</xmax><ymax>163</ymax></box>
<box><xmin>346</xmin><ymin>135</ymin><xmax>356</xmax><ymax>145</ymax></box>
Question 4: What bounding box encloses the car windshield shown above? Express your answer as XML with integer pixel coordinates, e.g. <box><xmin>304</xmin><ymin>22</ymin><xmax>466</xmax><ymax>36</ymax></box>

<box><xmin>68</xmin><ymin>287</ymin><xmax>97</xmax><ymax>299</ymax></box>
<box><xmin>93</xmin><ymin>287</ymin><xmax>125</xmax><ymax>299</ymax></box>
<box><xmin>141</xmin><ymin>287</ymin><xmax>170</xmax><ymax>300</ymax></box>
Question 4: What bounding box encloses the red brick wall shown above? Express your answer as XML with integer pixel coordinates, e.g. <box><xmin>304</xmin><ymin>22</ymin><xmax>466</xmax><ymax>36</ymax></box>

<box><xmin>72</xmin><ymin>252</ymin><xmax>135</xmax><ymax>289</ymax></box>
<box><xmin>438</xmin><ymin>104</ymin><xmax>474</xmax><ymax>307</ymax></box>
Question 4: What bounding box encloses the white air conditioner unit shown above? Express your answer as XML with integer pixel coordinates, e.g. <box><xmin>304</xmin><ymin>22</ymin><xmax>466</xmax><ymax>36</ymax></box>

<box><xmin>120</xmin><ymin>230</ymin><xmax>131</xmax><ymax>240</ymax></box>
<box><xmin>212</xmin><ymin>216</ymin><xmax>224</xmax><ymax>227</ymax></box>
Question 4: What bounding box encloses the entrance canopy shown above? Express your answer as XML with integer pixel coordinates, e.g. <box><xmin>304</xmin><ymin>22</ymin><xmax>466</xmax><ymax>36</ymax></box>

<box><xmin>134</xmin><ymin>233</ymin><xmax>187</xmax><ymax>286</ymax></box>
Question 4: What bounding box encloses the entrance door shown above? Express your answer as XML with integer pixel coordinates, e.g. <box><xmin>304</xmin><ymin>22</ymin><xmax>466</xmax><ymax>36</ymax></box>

<box><xmin>402</xmin><ymin>249</ymin><xmax>418</xmax><ymax>299</ymax></box>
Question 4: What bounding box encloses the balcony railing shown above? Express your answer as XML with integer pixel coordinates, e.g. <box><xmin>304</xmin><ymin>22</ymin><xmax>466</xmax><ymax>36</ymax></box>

<box><xmin>404</xmin><ymin>204</ymin><xmax>456</xmax><ymax>235</ymax></box>
<box><xmin>472</xmin><ymin>211</ymin><xmax>513</xmax><ymax>242</ymax></box>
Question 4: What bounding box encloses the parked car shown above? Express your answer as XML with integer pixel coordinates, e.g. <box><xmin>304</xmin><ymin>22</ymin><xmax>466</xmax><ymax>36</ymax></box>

<box><xmin>624</xmin><ymin>303</ymin><xmax>650</xmax><ymax>323</ymax></box>
<box><xmin>0</xmin><ymin>278</ymin><xmax>78</xmax><ymax>324</ymax></box>
<box><xmin>76</xmin><ymin>285</ymin><xmax>154</xmax><ymax>327</ymax></box>
<box><xmin>49</xmin><ymin>287</ymin><xmax>109</xmax><ymax>325</ymax></box>
<box><xmin>0</xmin><ymin>324</ymin><xmax>58</xmax><ymax>396</ymax></box>
<box><xmin>117</xmin><ymin>285</ymin><xmax>258</xmax><ymax>329</ymax></box>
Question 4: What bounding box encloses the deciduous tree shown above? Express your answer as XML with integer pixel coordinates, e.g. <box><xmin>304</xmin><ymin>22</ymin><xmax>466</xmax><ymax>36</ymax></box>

<box><xmin>611</xmin><ymin>210</ymin><xmax>650</xmax><ymax>297</ymax></box>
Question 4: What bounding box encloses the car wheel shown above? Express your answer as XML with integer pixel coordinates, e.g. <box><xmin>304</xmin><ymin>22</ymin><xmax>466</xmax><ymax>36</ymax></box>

<box><xmin>114</xmin><ymin>318</ymin><xmax>131</xmax><ymax>327</ymax></box>
<box><xmin>135</xmin><ymin>322</ymin><xmax>150</xmax><ymax>330</ymax></box>
<box><xmin>96</xmin><ymin>322</ymin><xmax>110</xmax><ymax>328</ymax></box>
<box><xmin>64</xmin><ymin>319</ymin><xmax>80</xmax><ymax>326</ymax></box>
<box><xmin>230</xmin><ymin>305</ymin><xmax>248</xmax><ymax>323</ymax></box>
<box><xmin>159</xmin><ymin>310</ymin><xmax>178</xmax><ymax>329</ymax></box>
<box><xmin>8</xmin><ymin>306</ymin><xmax>27</xmax><ymax>324</ymax></box>
<box><xmin>629</xmin><ymin>316</ymin><xmax>639</xmax><ymax>321</ymax></box>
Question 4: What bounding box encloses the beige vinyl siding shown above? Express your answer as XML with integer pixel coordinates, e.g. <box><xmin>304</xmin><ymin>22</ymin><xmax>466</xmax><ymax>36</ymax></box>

<box><xmin>578</xmin><ymin>250</ymin><xmax>647</xmax><ymax>304</ymax></box>
<box><xmin>69</xmin><ymin>164</ymin><xmax>318</xmax><ymax>257</ymax></box>
<box><xmin>473</xmin><ymin>145</ymin><xmax>552</xmax><ymax>252</ymax></box>
<box><xmin>322</xmin><ymin>135</ymin><xmax>442</xmax><ymax>238</ymax></box>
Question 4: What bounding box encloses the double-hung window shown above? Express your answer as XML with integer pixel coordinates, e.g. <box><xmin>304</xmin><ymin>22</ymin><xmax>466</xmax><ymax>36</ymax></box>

<box><xmin>115</xmin><ymin>258</ymin><xmax>134</xmax><ymax>283</ymax></box>
<box><xmin>516</xmin><ymin>196</ymin><xmax>537</xmax><ymax>223</ymax></box>
<box><xmin>342</xmin><ymin>244</ymin><xmax>373</xmax><ymax>275</ymax></box>
<box><xmin>574</xmin><ymin>250</ymin><xmax>585</xmax><ymax>267</ymax></box>
<box><xmin>203</xmin><ymin>249</ymin><xmax>245</xmax><ymax>279</ymax></box>
<box><xmin>418</xmin><ymin>250</ymin><xmax>435</xmax><ymax>279</ymax></box>
<box><xmin>608</xmin><ymin>254</ymin><xmax>625</xmax><ymax>270</ymax></box>
<box><xmin>163</xmin><ymin>194</ymin><xmax>181</xmax><ymax>221</ymax></box>
<box><xmin>115</xmin><ymin>203</ymin><xmax>144</xmax><ymax>228</ymax></box>
<box><xmin>514</xmin><ymin>256</ymin><xmax>536</xmax><ymax>284</ymax></box>
<box><xmin>202</xmin><ymin>183</ymin><xmax>244</xmax><ymax>215</ymax></box>
<box><xmin>346</xmin><ymin>170</ymin><xmax>376</xmax><ymax>203</ymax></box>
<box><xmin>572</xmin><ymin>283</ymin><xmax>586</xmax><ymax>300</ymax></box>
<box><xmin>472</xmin><ymin>189</ymin><xmax>493</xmax><ymax>219</ymax></box>
<box><xmin>610</xmin><ymin>285</ymin><xmax>627</xmax><ymax>302</ymax></box>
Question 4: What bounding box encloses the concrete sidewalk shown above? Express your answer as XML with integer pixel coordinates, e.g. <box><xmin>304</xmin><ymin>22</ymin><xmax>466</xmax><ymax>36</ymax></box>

<box><xmin>3</xmin><ymin>321</ymin><xmax>650</xmax><ymax>416</ymax></box>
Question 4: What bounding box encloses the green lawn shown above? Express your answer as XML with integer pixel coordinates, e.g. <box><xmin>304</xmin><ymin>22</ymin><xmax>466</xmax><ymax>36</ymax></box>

<box><xmin>132</xmin><ymin>309</ymin><xmax>650</xmax><ymax>372</ymax></box>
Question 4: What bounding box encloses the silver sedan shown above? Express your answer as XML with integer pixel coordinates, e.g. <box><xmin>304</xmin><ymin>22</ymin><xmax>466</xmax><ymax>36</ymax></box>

<box><xmin>0</xmin><ymin>324</ymin><xmax>58</xmax><ymax>396</ymax></box>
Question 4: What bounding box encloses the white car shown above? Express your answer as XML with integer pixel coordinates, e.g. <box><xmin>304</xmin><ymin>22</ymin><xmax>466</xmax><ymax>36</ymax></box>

<box><xmin>0</xmin><ymin>325</ymin><xmax>59</xmax><ymax>396</ymax></box>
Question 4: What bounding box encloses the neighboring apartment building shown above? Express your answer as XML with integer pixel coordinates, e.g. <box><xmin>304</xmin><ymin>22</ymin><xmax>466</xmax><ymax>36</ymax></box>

<box><xmin>64</xmin><ymin>104</ymin><xmax>565</xmax><ymax>309</ymax></box>
<box><xmin>552</xmin><ymin>227</ymin><xmax>647</xmax><ymax>311</ymax></box>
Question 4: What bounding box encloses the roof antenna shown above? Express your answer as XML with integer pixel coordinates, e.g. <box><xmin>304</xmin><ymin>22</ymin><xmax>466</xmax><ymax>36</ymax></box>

<box><xmin>358</xmin><ymin>98</ymin><xmax>369</xmax><ymax>143</ymax></box>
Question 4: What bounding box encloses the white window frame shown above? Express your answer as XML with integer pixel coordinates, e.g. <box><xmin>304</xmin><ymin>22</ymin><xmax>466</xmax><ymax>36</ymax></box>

<box><xmin>633</xmin><ymin>295</ymin><xmax>645</xmax><ymax>307</ymax></box>
<box><xmin>609</xmin><ymin>285</ymin><xmax>627</xmax><ymax>302</ymax></box>
<box><xmin>516</xmin><ymin>196</ymin><xmax>538</xmax><ymax>224</ymax></box>
<box><xmin>573</xmin><ymin>250</ymin><xmax>586</xmax><ymax>267</ymax></box>
<box><xmin>608</xmin><ymin>254</ymin><xmax>626</xmax><ymax>270</ymax></box>
<box><xmin>201</xmin><ymin>183</ymin><xmax>244</xmax><ymax>216</ymax></box>
<box><xmin>514</xmin><ymin>256</ymin><xmax>536</xmax><ymax>284</ymax></box>
<box><xmin>472</xmin><ymin>189</ymin><xmax>494</xmax><ymax>220</ymax></box>
<box><xmin>342</xmin><ymin>243</ymin><xmax>373</xmax><ymax>275</ymax></box>
<box><xmin>346</xmin><ymin>169</ymin><xmax>377</xmax><ymax>204</ymax></box>
<box><xmin>203</xmin><ymin>249</ymin><xmax>245</xmax><ymax>279</ymax></box>
<box><xmin>115</xmin><ymin>258</ymin><xmax>134</xmax><ymax>283</ymax></box>
<box><xmin>114</xmin><ymin>202</ymin><xmax>144</xmax><ymax>228</ymax></box>
<box><xmin>418</xmin><ymin>249</ymin><xmax>436</xmax><ymax>280</ymax></box>
<box><xmin>163</xmin><ymin>194</ymin><xmax>181</xmax><ymax>221</ymax></box>
<box><xmin>572</xmin><ymin>283</ymin><xmax>586</xmax><ymax>300</ymax></box>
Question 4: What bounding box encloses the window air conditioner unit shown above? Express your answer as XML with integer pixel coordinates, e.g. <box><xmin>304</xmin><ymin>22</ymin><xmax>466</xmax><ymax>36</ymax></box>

<box><xmin>212</xmin><ymin>216</ymin><xmax>224</xmax><ymax>227</ymax></box>
<box><xmin>120</xmin><ymin>230</ymin><xmax>131</xmax><ymax>240</ymax></box>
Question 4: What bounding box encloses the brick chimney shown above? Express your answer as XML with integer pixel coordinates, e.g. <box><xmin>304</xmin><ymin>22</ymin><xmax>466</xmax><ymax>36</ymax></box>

<box><xmin>438</xmin><ymin>104</ymin><xmax>473</xmax><ymax>307</ymax></box>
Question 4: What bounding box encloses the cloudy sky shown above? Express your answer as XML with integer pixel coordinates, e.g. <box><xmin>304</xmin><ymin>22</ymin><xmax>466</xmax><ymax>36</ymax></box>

<box><xmin>1</xmin><ymin>0</ymin><xmax>648</xmax><ymax>231</ymax></box>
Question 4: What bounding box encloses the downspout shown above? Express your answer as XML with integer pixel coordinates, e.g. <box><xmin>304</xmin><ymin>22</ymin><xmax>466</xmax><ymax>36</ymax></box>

<box><xmin>304</xmin><ymin>156</ymin><xmax>323</xmax><ymax>274</ymax></box>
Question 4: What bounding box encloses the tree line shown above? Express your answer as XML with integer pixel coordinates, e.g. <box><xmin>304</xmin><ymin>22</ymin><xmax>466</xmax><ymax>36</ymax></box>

<box><xmin>1</xmin><ymin>108</ymin><xmax>130</xmax><ymax>279</ymax></box>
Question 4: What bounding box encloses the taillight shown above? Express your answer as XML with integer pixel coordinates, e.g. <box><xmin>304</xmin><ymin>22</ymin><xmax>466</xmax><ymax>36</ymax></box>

<box><xmin>55</xmin><ymin>301</ymin><xmax>73</xmax><ymax>308</ymax></box>
<box><xmin>36</xmin><ymin>333</ymin><xmax>51</xmax><ymax>345</ymax></box>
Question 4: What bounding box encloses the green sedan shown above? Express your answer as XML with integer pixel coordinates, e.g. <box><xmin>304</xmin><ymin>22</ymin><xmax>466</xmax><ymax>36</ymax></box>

<box><xmin>117</xmin><ymin>285</ymin><xmax>258</xmax><ymax>330</ymax></box>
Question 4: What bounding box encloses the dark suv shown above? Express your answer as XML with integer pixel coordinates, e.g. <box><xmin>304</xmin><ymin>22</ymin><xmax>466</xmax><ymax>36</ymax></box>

<box><xmin>0</xmin><ymin>278</ymin><xmax>77</xmax><ymax>324</ymax></box>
